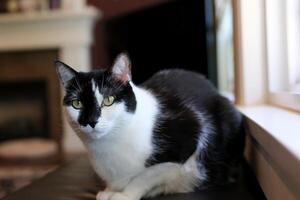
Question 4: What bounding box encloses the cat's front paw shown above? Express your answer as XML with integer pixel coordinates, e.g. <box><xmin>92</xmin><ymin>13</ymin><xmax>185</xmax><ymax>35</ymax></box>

<box><xmin>96</xmin><ymin>191</ymin><xmax>114</xmax><ymax>200</ymax></box>
<box><xmin>110</xmin><ymin>192</ymin><xmax>138</xmax><ymax>200</ymax></box>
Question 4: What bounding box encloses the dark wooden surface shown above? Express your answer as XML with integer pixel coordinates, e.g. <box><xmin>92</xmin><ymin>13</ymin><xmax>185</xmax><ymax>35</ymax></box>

<box><xmin>3</xmin><ymin>155</ymin><xmax>265</xmax><ymax>200</ymax></box>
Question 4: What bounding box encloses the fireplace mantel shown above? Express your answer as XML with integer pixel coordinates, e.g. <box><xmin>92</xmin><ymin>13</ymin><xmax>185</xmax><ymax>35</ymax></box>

<box><xmin>0</xmin><ymin>7</ymin><xmax>99</xmax><ymax>53</ymax></box>
<box><xmin>0</xmin><ymin>7</ymin><xmax>101</xmax><ymax>154</ymax></box>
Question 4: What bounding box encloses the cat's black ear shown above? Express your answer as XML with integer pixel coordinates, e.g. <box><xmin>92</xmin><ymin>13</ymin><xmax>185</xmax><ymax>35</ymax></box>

<box><xmin>111</xmin><ymin>53</ymin><xmax>131</xmax><ymax>82</ymax></box>
<box><xmin>55</xmin><ymin>61</ymin><xmax>77</xmax><ymax>87</ymax></box>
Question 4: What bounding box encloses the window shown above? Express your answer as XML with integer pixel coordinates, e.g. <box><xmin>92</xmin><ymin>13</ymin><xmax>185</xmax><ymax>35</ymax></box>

<box><xmin>232</xmin><ymin>0</ymin><xmax>300</xmax><ymax>111</ymax></box>
<box><xmin>266</xmin><ymin>0</ymin><xmax>300</xmax><ymax>111</ymax></box>
<box><xmin>215</xmin><ymin>0</ymin><xmax>235</xmax><ymax>101</ymax></box>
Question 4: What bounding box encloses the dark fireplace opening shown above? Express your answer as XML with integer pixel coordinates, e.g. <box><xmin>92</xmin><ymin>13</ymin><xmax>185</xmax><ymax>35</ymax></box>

<box><xmin>0</xmin><ymin>80</ymin><xmax>49</xmax><ymax>141</ymax></box>
<box><xmin>0</xmin><ymin>49</ymin><xmax>63</xmax><ymax>161</ymax></box>
<box><xmin>0</xmin><ymin>48</ymin><xmax>63</xmax><ymax>199</ymax></box>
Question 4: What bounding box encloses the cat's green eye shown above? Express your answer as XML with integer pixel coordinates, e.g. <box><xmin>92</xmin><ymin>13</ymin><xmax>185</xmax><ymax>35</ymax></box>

<box><xmin>71</xmin><ymin>99</ymin><xmax>83</xmax><ymax>109</ymax></box>
<box><xmin>103</xmin><ymin>96</ymin><xmax>115</xmax><ymax>107</ymax></box>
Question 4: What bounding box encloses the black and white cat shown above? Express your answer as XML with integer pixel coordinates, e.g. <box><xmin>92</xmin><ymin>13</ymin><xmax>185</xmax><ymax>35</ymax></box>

<box><xmin>55</xmin><ymin>54</ymin><xmax>245</xmax><ymax>200</ymax></box>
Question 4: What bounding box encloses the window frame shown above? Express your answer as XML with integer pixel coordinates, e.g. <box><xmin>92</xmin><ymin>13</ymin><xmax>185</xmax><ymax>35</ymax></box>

<box><xmin>265</xmin><ymin>0</ymin><xmax>300</xmax><ymax>112</ymax></box>
<box><xmin>233</xmin><ymin>0</ymin><xmax>300</xmax><ymax>112</ymax></box>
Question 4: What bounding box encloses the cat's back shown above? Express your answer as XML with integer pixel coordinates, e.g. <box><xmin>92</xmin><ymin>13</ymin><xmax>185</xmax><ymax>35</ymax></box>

<box><xmin>141</xmin><ymin>69</ymin><xmax>218</xmax><ymax>104</ymax></box>
<box><xmin>141</xmin><ymin>69</ymin><xmax>243</xmax><ymax>166</ymax></box>
<box><xmin>141</xmin><ymin>69</ymin><xmax>220</xmax><ymax>164</ymax></box>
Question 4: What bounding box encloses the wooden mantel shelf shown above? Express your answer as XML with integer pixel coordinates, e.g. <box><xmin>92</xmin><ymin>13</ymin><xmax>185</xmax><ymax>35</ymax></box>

<box><xmin>0</xmin><ymin>6</ymin><xmax>100</xmax><ymax>52</ymax></box>
<box><xmin>0</xmin><ymin>7</ymin><xmax>100</xmax><ymax>24</ymax></box>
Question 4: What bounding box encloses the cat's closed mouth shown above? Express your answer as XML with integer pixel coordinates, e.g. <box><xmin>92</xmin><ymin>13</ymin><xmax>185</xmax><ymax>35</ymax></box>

<box><xmin>80</xmin><ymin>125</ymin><xmax>107</xmax><ymax>139</ymax></box>
<box><xmin>88</xmin><ymin>131</ymin><xmax>107</xmax><ymax>139</ymax></box>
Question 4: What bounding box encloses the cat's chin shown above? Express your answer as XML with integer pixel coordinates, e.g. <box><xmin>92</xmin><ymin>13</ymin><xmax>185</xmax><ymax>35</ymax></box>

<box><xmin>79</xmin><ymin>126</ymin><xmax>109</xmax><ymax>140</ymax></box>
<box><xmin>88</xmin><ymin>131</ymin><xmax>108</xmax><ymax>140</ymax></box>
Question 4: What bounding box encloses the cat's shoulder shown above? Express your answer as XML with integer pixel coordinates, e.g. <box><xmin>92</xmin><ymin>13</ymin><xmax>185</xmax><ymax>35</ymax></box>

<box><xmin>141</xmin><ymin>69</ymin><xmax>215</xmax><ymax>94</ymax></box>
<box><xmin>150</xmin><ymin>69</ymin><xmax>207</xmax><ymax>80</ymax></box>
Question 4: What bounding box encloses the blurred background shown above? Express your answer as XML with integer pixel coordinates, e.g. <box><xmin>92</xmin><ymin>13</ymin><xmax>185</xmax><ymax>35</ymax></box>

<box><xmin>0</xmin><ymin>0</ymin><xmax>220</xmax><ymax>197</ymax></box>
<box><xmin>0</xmin><ymin>0</ymin><xmax>299</xmax><ymax>198</ymax></box>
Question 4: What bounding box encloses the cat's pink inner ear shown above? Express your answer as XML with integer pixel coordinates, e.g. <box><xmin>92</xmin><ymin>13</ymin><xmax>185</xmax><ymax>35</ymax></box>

<box><xmin>112</xmin><ymin>53</ymin><xmax>131</xmax><ymax>82</ymax></box>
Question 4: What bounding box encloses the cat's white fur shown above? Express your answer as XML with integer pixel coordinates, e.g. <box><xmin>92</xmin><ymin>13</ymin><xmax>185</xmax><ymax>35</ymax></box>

<box><xmin>86</xmin><ymin>84</ymin><xmax>158</xmax><ymax>190</ymax></box>
<box><xmin>65</xmin><ymin>83</ymin><xmax>203</xmax><ymax>200</ymax></box>
<box><xmin>63</xmin><ymin>55</ymin><xmax>204</xmax><ymax>200</ymax></box>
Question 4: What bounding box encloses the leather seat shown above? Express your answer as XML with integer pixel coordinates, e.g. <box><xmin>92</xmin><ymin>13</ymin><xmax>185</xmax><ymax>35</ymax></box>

<box><xmin>2</xmin><ymin>155</ymin><xmax>265</xmax><ymax>200</ymax></box>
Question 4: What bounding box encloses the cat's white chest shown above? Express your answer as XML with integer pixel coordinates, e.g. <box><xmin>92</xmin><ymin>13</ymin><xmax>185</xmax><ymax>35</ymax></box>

<box><xmin>86</xmin><ymin>126</ymin><xmax>153</xmax><ymax>190</ymax></box>
<box><xmin>82</xmin><ymin>86</ymin><xmax>159</xmax><ymax>190</ymax></box>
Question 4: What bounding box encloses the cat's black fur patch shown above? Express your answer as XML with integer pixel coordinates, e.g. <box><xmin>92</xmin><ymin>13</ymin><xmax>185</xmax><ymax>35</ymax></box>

<box><xmin>143</xmin><ymin>69</ymin><xmax>245</xmax><ymax>187</ymax></box>
<box><xmin>63</xmin><ymin>70</ymin><xmax>136</xmax><ymax>127</ymax></box>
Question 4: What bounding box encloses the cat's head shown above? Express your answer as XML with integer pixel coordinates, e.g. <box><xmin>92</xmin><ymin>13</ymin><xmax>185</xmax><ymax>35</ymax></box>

<box><xmin>55</xmin><ymin>54</ymin><xmax>136</xmax><ymax>139</ymax></box>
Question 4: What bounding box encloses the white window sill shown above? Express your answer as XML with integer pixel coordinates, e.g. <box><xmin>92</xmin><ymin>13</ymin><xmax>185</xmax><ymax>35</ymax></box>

<box><xmin>239</xmin><ymin>105</ymin><xmax>300</xmax><ymax>199</ymax></box>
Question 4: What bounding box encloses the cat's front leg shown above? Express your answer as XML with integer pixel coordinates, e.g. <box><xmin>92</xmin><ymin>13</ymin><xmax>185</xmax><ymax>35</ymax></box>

<box><xmin>97</xmin><ymin>189</ymin><xmax>135</xmax><ymax>200</ymax></box>
<box><xmin>96</xmin><ymin>187</ymin><xmax>116</xmax><ymax>200</ymax></box>
<box><xmin>109</xmin><ymin>162</ymin><xmax>196</xmax><ymax>200</ymax></box>
<box><xmin>109</xmin><ymin>192</ymin><xmax>136</xmax><ymax>200</ymax></box>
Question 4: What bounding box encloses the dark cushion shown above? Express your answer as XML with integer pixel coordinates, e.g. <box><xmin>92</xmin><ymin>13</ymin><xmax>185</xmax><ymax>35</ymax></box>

<box><xmin>2</xmin><ymin>155</ymin><xmax>265</xmax><ymax>200</ymax></box>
